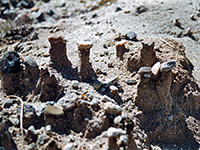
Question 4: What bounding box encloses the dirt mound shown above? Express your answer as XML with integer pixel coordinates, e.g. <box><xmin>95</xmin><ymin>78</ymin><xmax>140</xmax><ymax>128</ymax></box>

<box><xmin>0</xmin><ymin>35</ymin><xmax>199</xmax><ymax>150</ymax></box>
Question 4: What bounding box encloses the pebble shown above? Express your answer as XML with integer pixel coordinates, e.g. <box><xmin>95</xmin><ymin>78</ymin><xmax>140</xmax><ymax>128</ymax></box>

<box><xmin>91</xmin><ymin>98</ymin><xmax>99</xmax><ymax>106</ymax></box>
<box><xmin>143</xmin><ymin>73</ymin><xmax>151</xmax><ymax>78</ymax></box>
<box><xmin>107</xmin><ymin>61</ymin><xmax>113</xmax><ymax>67</ymax></box>
<box><xmin>9</xmin><ymin>117</ymin><xmax>19</xmax><ymax>126</ymax></box>
<box><xmin>28</xmin><ymin>125</ymin><xmax>37</xmax><ymax>134</ymax></box>
<box><xmin>125</xmin><ymin>31</ymin><xmax>137</xmax><ymax>41</ymax></box>
<box><xmin>77</xmin><ymin>41</ymin><xmax>93</xmax><ymax>50</ymax></box>
<box><xmin>3</xmin><ymin>99</ymin><xmax>15</xmax><ymax>108</ymax></box>
<box><xmin>32</xmin><ymin>11</ymin><xmax>45</xmax><ymax>22</ymax></box>
<box><xmin>114</xmin><ymin>115</ymin><xmax>122</xmax><ymax>124</ymax></box>
<box><xmin>136</xmin><ymin>5</ymin><xmax>148</xmax><ymax>14</ymax></box>
<box><xmin>151</xmin><ymin>62</ymin><xmax>161</xmax><ymax>75</ymax></box>
<box><xmin>45</xmin><ymin>125</ymin><xmax>51</xmax><ymax>131</ymax></box>
<box><xmin>103</xmin><ymin>102</ymin><xmax>122</xmax><ymax>115</ymax></box>
<box><xmin>30</xmin><ymin>32</ymin><xmax>39</xmax><ymax>40</ymax></box>
<box><xmin>100</xmin><ymin>95</ymin><xmax>115</xmax><ymax>103</ymax></box>
<box><xmin>0</xmin><ymin>51</ymin><xmax>21</xmax><ymax>73</ymax></box>
<box><xmin>125</xmin><ymin>79</ymin><xmax>136</xmax><ymax>85</ymax></box>
<box><xmin>24</xmin><ymin>56</ymin><xmax>38</xmax><ymax>69</ymax></box>
<box><xmin>118</xmin><ymin>135</ymin><xmax>128</xmax><ymax>145</ymax></box>
<box><xmin>115</xmin><ymin>7</ymin><xmax>122</xmax><ymax>12</ymax></box>
<box><xmin>71</xmin><ymin>80</ymin><xmax>79</xmax><ymax>89</ymax></box>
<box><xmin>44</xmin><ymin>105</ymin><xmax>64</xmax><ymax>116</ymax></box>
<box><xmin>76</xmin><ymin>100</ymin><xmax>91</xmax><ymax>106</ymax></box>
<box><xmin>138</xmin><ymin>67</ymin><xmax>151</xmax><ymax>74</ymax></box>
<box><xmin>103</xmin><ymin>76</ymin><xmax>118</xmax><ymax>87</ymax></box>
<box><xmin>160</xmin><ymin>60</ymin><xmax>176</xmax><ymax>72</ymax></box>
<box><xmin>107</xmin><ymin>127</ymin><xmax>126</xmax><ymax>137</ymax></box>
<box><xmin>55</xmin><ymin>1</ymin><xmax>65</xmax><ymax>7</ymax></box>
<box><xmin>63</xmin><ymin>143</ymin><xmax>73</xmax><ymax>150</ymax></box>
<box><xmin>110</xmin><ymin>85</ymin><xmax>118</xmax><ymax>93</ymax></box>
<box><xmin>93</xmin><ymin>80</ymin><xmax>102</xmax><ymax>90</ymax></box>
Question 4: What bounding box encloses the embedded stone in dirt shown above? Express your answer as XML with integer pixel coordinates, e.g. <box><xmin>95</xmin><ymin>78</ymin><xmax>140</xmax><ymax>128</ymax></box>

<box><xmin>0</xmin><ymin>51</ymin><xmax>21</xmax><ymax>74</ymax></box>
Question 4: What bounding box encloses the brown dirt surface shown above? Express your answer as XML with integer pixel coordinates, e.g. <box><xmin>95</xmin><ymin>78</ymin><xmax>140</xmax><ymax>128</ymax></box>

<box><xmin>0</xmin><ymin>0</ymin><xmax>200</xmax><ymax>150</ymax></box>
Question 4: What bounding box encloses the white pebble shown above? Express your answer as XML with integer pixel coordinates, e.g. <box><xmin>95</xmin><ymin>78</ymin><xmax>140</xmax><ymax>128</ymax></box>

<box><xmin>107</xmin><ymin>127</ymin><xmax>126</xmax><ymax>137</ymax></box>
<box><xmin>103</xmin><ymin>102</ymin><xmax>122</xmax><ymax>115</ymax></box>
<box><xmin>71</xmin><ymin>80</ymin><xmax>79</xmax><ymax>88</ymax></box>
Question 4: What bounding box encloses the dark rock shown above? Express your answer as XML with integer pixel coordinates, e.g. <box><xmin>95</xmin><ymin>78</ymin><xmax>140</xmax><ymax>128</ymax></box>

<box><xmin>46</xmin><ymin>9</ymin><xmax>54</xmax><ymax>16</ymax></box>
<box><xmin>115</xmin><ymin>7</ymin><xmax>122</xmax><ymax>12</ymax></box>
<box><xmin>125</xmin><ymin>31</ymin><xmax>137</xmax><ymax>41</ymax></box>
<box><xmin>0</xmin><ymin>51</ymin><xmax>21</xmax><ymax>74</ymax></box>
<box><xmin>32</xmin><ymin>11</ymin><xmax>45</xmax><ymax>22</ymax></box>
<box><xmin>41</xmin><ymin>0</ymin><xmax>50</xmax><ymax>2</ymax></box>
<box><xmin>136</xmin><ymin>5</ymin><xmax>148</xmax><ymax>14</ymax></box>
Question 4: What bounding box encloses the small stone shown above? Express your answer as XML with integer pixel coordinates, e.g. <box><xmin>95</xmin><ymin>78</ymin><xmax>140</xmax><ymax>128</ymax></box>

<box><xmin>44</xmin><ymin>105</ymin><xmax>64</xmax><ymax>116</ymax></box>
<box><xmin>125</xmin><ymin>31</ymin><xmax>137</xmax><ymax>41</ymax></box>
<box><xmin>32</xmin><ymin>11</ymin><xmax>45</xmax><ymax>22</ymax></box>
<box><xmin>3</xmin><ymin>99</ymin><xmax>15</xmax><ymax>108</ymax></box>
<box><xmin>91</xmin><ymin>98</ymin><xmax>99</xmax><ymax>106</ymax></box>
<box><xmin>125</xmin><ymin>79</ymin><xmax>136</xmax><ymax>85</ymax></box>
<box><xmin>173</xmin><ymin>19</ymin><xmax>181</xmax><ymax>27</ymax></box>
<box><xmin>110</xmin><ymin>85</ymin><xmax>118</xmax><ymax>93</ymax></box>
<box><xmin>143</xmin><ymin>73</ymin><xmax>151</xmax><ymax>78</ymax></box>
<box><xmin>9</xmin><ymin>117</ymin><xmax>19</xmax><ymax>126</ymax></box>
<box><xmin>117</xmin><ymin>135</ymin><xmax>128</xmax><ymax>145</ymax></box>
<box><xmin>77</xmin><ymin>41</ymin><xmax>93</xmax><ymax>50</ymax></box>
<box><xmin>63</xmin><ymin>143</ymin><xmax>73</xmax><ymax>150</ymax></box>
<box><xmin>56</xmin><ymin>1</ymin><xmax>65</xmax><ymax>7</ymax></box>
<box><xmin>103</xmin><ymin>76</ymin><xmax>118</xmax><ymax>87</ymax></box>
<box><xmin>103</xmin><ymin>102</ymin><xmax>122</xmax><ymax>115</ymax></box>
<box><xmin>107</xmin><ymin>61</ymin><xmax>113</xmax><ymax>67</ymax></box>
<box><xmin>190</xmin><ymin>14</ymin><xmax>196</xmax><ymax>21</ymax></box>
<box><xmin>57</xmin><ymin>94</ymin><xmax>76</xmax><ymax>111</ymax></box>
<box><xmin>76</xmin><ymin>100</ymin><xmax>91</xmax><ymax>106</ymax></box>
<box><xmin>160</xmin><ymin>60</ymin><xmax>176</xmax><ymax>72</ymax></box>
<box><xmin>28</xmin><ymin>125</ymin><xmax>37</xmax><ymax>134</ymax></box>
<box><xmin>0</xmin><ymin>51</ymin><xmax>21</xmax><ymax>74</ymax></box>
<box><xmin>100</xmin><ymin>87</ymin><xmax>106</xmax><ymax>93</ymax></box>
<box><xmin>45</xmin><ymin>125</ymin><xmax>51</xmax><ymax>131</ymax></box>
<box><xmin>93</xmin><ymin>80</ymin><xmax>102</xmax><ymax>90</ymax></box>
<box><xmin>100</xmin><ymin>95</ymin><xmax>115</xmax><ymax>103</ymax></box>
<box><xmin>114</xmin><ymin>116</ymin><xmax>122</xmax><ymax>124</ymax></box>
<box><xmin>115</xmin><ymin>7</ymin><xmax>122</xmax><ymax>12</ymax></box>
<box><xmin>14</xmin><ymin>13</ymin><xmax>33</xmax><ymax>26</ymax></box>
<box><xmin>151</xmin><ymin>62</ymin><xmax>161</xmax><ymax>75</ymax></box>
<box><xmin>138</xmin><ymin>67</ymin><xmax>151</xmax><ymax>74</ymax></box>
<box><xmin>71</xmin><ymin>80</ymin><xmax>79</xmax><ymax>89</ymax></box>
<box><xmin>107</xmin><ymin>127</ymin><xmax>126</xmax><ymax>137</ymax></box>
<box><xmin>136</xmin><ymin>5</ymin><xmax>148</xmax><ymax>14</ymax></box>
<box><xmin>30</xmin><ymin>32</ymin><xmax>39</xmax><ymax>41</ymax></box>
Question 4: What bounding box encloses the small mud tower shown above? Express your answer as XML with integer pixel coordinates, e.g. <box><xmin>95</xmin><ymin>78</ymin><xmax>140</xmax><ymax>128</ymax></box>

<box><xmin>48</xmin><ymin>36</ymin><xmax>72</xmax><ymax>70</ymax></box>
<box><xmin>77</xmin><ymin>41</ymin><xmax>96</xmax><ymax>81</ymax></box>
